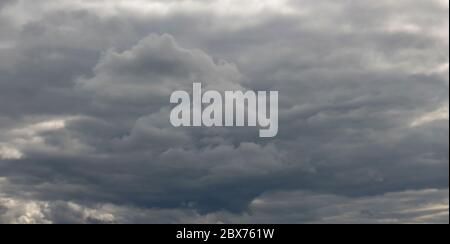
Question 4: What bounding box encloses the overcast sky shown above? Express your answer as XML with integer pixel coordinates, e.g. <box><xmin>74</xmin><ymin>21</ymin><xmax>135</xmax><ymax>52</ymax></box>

<box><xmin>0</xmin><ymin>0</ymin><xmax>448</xmax><ymax>224</ymax></box>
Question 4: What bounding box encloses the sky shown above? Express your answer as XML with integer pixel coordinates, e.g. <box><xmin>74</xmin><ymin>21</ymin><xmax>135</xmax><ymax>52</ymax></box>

<box><xmin>0</xmin><ymin>0</ymin><xmax>448</xmax><ymax>224</ymax></box>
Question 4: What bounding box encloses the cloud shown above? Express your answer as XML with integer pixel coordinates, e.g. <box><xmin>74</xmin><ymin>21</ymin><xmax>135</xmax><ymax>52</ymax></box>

<box><xmin>411</xmin><ymin>104</ymin><xmax>449</xmax><ymax>127</ymax></box>
<box><xmin>236</xmin><ymin>188</ymin><xmax>450</xmax><ymax>224</ymax></box>
<box><xmin>0</xmin><ymin>0</ymin><xmax>448</xmax><ymax>223</ymax></box>
<box><xmin>0</xmin><ymin>184</ymin><xmax>447</xmax><ymax>224</ymax></box>
<box><xmin>79</xmin><ymin>34</ymin><xmax>243</xmax><ymax>108</ymax></box>
<box><xmin>0</xmin><ymin>144</ymin><xmax>22</xmax><ymax>160</ymax></box>
<box><xmin>34</xmin><ymin>0</ymin><xmax>299</xmax><ymax>18</ymax></box>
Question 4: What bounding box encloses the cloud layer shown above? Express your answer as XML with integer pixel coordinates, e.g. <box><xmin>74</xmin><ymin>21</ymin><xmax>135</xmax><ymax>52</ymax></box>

<box><xmin>0</xmin><ymin>0</ymin><xmax>448</xmax><ymax>223</ymax></box>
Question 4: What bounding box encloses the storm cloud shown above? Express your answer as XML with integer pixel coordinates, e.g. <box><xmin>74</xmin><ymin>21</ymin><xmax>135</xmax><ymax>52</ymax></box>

<box><xmin>0</xmin><ymin>0</ymin><xmax>448</xmax><ymax>223</ymax></box>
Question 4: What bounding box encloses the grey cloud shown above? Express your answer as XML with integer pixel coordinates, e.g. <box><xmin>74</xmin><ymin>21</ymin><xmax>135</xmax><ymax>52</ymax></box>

<box><xmin>0</xmin><ymin>0</ymin><xmax>14</xmax><ymax>9</ymax></box>
<box><xmin>230</xmin><ymin>188</ymin><xmax>450</xmax><ymax>224</ymax></box>
<box><xmin>0</xmin><ymin>0</ymin><xmax>448</xmax><ymax>223</ymax></box>
<box><xmin>0</xmin><ymin>187</ymin><xmax>447</xmax><ymax>224</ymax></box>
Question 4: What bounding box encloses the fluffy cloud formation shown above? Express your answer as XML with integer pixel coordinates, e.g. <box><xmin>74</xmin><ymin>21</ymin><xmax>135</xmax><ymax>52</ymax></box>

<box><xmin>0</xmin><ymin>183</ymin><xmax>447</xmax><ymax>224</ymax></box>
<box><xmin>79</xmin><ymin>34</ymin><xmax>243</xmax><ymax>108</ymax></box>
<box><xmin>0</xmin><ymin>0</ymin><xmax>448</xmax><ymax>223</ymax></box>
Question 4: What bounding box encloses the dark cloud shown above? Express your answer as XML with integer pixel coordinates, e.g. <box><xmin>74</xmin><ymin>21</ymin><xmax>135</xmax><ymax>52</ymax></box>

<box><xmin>0</xmin><ymin>187</ymin><xmax>447</xmax><ymax>224</ymax></box>
<box><xmin>0</xmin><ymin>0</ymin><xmax>448</xmax><ymax>223</ymax></box>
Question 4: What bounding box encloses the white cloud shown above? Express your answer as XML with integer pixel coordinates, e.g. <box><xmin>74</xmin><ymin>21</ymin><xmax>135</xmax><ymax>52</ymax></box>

<box><xmin>0</xmin><ymin>117</ymin><xmax>91</xmax><ymax>159</ymax></box>
<box><xmin>56</xmin><ymin>0</ymin><xmax>299</xmax><ymax>17</ymax></box>
<box><xmin>11</xmin><ymin>118</ymin><xmax>68</xmax><ymax>137</ymax></box>
<box><xmin>0</xmin><ymin>144</ymin><xmax>22</xmax><ymax>160</ymax></box>
<box><xmin>411</xmin><ymin>104</ymin><xmax>449</xmax><ymax>127</ymax></box>
<box><xmin>235</xmin><ymin>189</ymin><xmax>450</xmax><ymax>224</ymax></box>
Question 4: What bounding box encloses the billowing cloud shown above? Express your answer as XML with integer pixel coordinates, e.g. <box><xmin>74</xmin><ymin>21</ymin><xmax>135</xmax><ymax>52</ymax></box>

<box><xmin>79</xmin><ymin>34</ymin><xmax>243</xmax><ymax>108</ymax></box>
<box><xmin>0</xmin><ymin>0</ymin><xmax>448</xmax><ymax>223</ymax></box>
<box><xmin>0</xmin><ymin>183</ymin><xmax>447</xmax><ymax>224</ymax></box>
